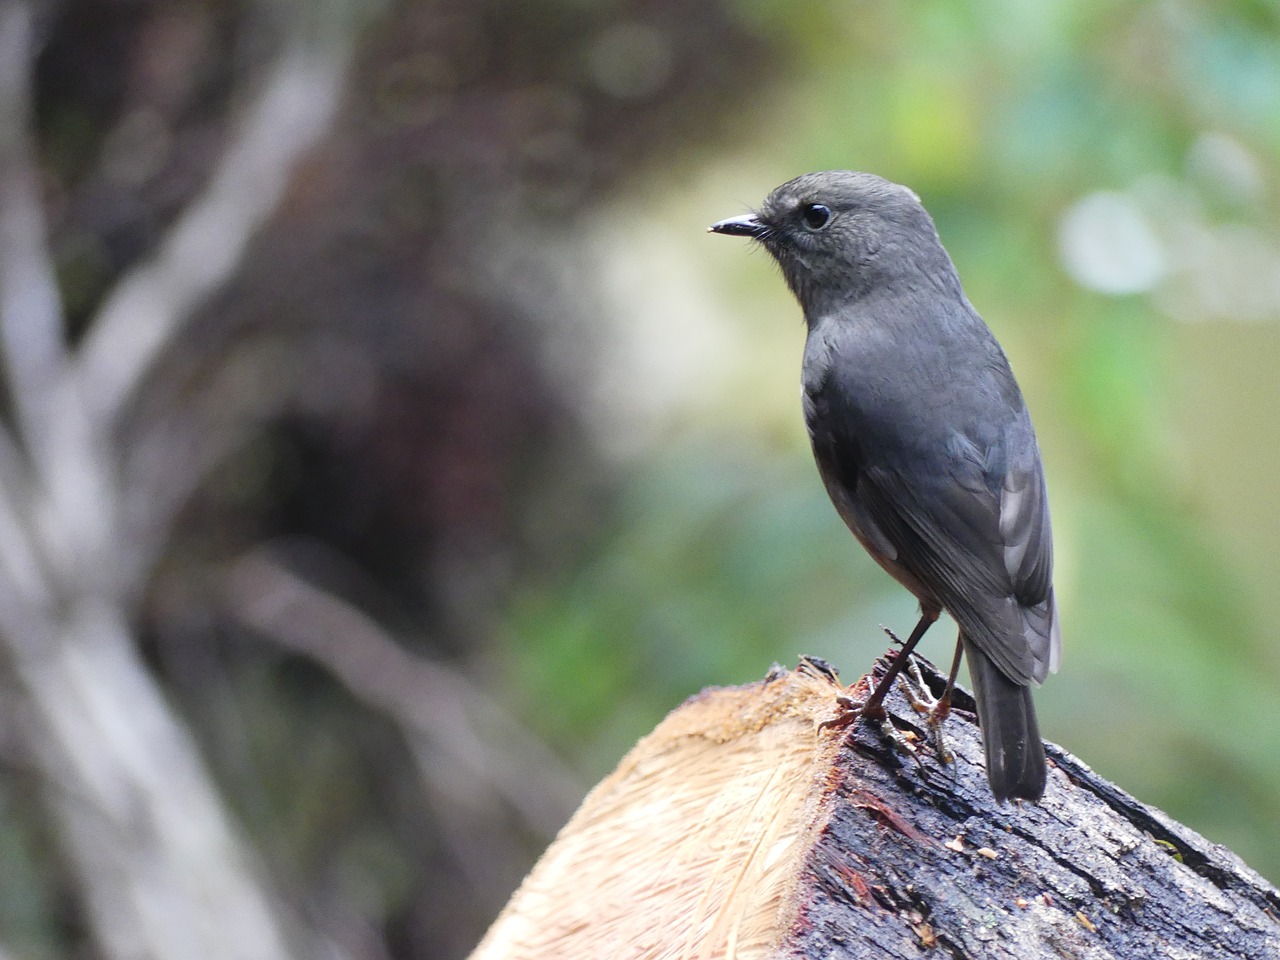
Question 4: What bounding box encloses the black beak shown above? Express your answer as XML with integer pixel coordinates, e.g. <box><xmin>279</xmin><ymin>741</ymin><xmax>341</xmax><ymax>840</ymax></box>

<box><xmin>708</xmin><ymin>213</ymin><xmax>766</xmax><ymax>238</ymax></box>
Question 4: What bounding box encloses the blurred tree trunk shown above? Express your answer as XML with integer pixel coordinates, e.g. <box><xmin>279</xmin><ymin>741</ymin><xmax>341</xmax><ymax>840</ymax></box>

<box><xmin>0</xmin><ymin>3</ymin><xmax>355</xmax><ymax>957</ymax></box>
<box><xmin>471</xmin><ymin>657</ymin><xmax>1280</xmax><ymax>960</ymax></box>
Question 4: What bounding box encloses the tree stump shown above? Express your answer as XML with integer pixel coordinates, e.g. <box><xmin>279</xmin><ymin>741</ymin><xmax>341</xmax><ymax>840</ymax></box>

<box><xmin>468</xmin><ymin>655</ymin><xmax>1280</xmax><ymax>959</ymax></box>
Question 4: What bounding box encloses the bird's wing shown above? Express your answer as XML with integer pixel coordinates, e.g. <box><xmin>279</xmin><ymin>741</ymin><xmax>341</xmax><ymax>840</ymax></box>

<box><xmin>856</xmin><ymin>426</ymin><xmax>1058</xmax><ymax>686</ymax></box>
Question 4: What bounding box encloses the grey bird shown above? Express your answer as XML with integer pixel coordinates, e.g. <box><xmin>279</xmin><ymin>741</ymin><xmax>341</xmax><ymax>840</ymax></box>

<box><xmin>710</xmin><ymin>171</ymin><xmax>1060</xmax><ymax>801</ymax></box>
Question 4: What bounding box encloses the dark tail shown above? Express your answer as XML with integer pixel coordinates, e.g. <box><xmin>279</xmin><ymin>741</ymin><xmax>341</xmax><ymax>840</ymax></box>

<box><xmin>962</xmin><ymin>636</ymin><xmax>1046</xmax><ymax>802</ymax></box>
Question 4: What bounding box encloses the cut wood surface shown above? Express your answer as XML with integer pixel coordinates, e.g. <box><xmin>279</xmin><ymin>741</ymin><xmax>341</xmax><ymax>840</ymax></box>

<box><xmin>468</xmin><ymin>655</ymin><xmax>1280</xmax><ymax>959</ymax></box>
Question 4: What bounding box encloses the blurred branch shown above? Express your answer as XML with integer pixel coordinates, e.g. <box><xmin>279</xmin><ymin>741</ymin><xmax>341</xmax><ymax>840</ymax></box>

<box><xmin>0</xmin><ymin>423</ymin><xmax>47</xmax><ymax>611</ymax></box>
<box><xmin>0</xmin><ymin>2</ymin><xmax>110</xmax><ymax>590</ymax></box>
<box><xmin>226</xmin><ymin>550</ymin><xmax>582</xmax><ymax>837</ymax></box>
<box><xmin>75</xmin><ymin>33</ymin><xmax>349</xmax><ymax>433</ymax></box>
<box><xmin>0</xmin><ymin>2</ymin><xmax>69</xmax><ymax>445</ymax></box>
<box><xmin>0</xmin><ymin>4</ymin><xmax>363</xmax><ymax>958</ymax></box>
<box><xmin>16</xmin><ymin>608</ymin><xmax>301</xmax><ymax>960</ymax></box>
<box><xmin>0</xmin><ymin>2</ymin><xmax>72</xmax><ymax>594</ymax></box>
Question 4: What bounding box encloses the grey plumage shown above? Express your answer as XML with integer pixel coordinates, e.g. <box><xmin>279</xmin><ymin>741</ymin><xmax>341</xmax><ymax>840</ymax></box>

<box><xmin>711</xmin><ymin>171</ymin><xmax>1060</xmax><ymax>801</ymax></box>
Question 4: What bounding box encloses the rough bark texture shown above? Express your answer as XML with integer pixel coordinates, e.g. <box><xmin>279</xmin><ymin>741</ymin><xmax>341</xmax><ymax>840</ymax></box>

<box><xmin>470</xmin><ymin>655</ymin><xmax>1280</xmax><ymax>960</ymax></box>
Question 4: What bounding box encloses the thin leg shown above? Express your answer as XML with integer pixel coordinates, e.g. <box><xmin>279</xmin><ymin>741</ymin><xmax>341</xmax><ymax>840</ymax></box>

<box><xmin>918</xmin><ymin>635</ymin><xmax>963</xmax><ymax>765</ymax></box>
<box><xmin>859</xmin><ymin>609</ymin><xmax>939</xmax><ymax>718</ymax></box>
<box><xmin>818</xmin><ymin>608</ymin><xmax>939</xmax><ymax>736</ymax></box>
<box><xmin>939</xmin><ymin>635</ymin><xmax>963</xmax><ymax>709</ymax></box>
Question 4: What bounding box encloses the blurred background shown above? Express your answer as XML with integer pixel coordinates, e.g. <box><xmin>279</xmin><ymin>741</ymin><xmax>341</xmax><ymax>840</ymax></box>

<box><xmin>0</xmin><ymin>0</ymin><xmax>1277</xmax><ymax>957</ymax></box>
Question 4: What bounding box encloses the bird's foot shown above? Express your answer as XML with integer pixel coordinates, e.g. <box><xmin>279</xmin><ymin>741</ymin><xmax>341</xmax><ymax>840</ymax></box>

<box><xmin>815</xmin><ymin>690</ymin><xmax>875</xmax><ymax>733</ymax></box>
<box><xmin>897</xmin><ymin>658</ymin><xmax>954</xmax><ymax>766</ymax></box>
<box><xmin>817</xmin><ymin>680</ymin><xmax>927</xmax><ymax>775</ymax></box>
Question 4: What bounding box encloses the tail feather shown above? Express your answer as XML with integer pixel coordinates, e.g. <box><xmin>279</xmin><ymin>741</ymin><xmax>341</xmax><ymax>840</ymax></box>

<box><xmin>962</xmin><ymin>636</ymin><xmax>1046</xmax><ymax>801</ymax></box>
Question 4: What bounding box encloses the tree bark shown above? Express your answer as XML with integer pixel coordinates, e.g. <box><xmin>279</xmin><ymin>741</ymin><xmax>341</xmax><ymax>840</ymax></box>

<box><xmin>469</xmin><ymin>655</ymin><xmax>1280</xmax><ymax>959</ymax></box>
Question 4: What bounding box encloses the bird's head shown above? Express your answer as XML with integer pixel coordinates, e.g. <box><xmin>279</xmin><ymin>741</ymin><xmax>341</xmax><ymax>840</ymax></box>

<box><xmin>710</xmin><ymin>171</ymin><xmax>958</xmax><ymax>317</ymax></box>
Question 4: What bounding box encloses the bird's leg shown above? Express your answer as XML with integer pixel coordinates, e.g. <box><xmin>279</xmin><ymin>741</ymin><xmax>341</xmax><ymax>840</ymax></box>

<box><xmin>938</xmin><ymin>636</ymin><xmax>964</xmax><ymax>719</ymax></box>
<box><xmin>860</xmin><ymin>610</ymin><xmax>938</xmax><ymax>717</ymax></box>
<box><xmin>818</xmin><ymin>609</ymin><xmax>938</xmax><ymax>734</ymax></box>
<box><xmin>931</xmin><ymin>637</ymin><xmax>963</xmax><ymax>763</ymax></box>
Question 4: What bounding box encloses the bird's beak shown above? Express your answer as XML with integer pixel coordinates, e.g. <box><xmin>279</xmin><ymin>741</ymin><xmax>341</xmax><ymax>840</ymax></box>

<box><xmin>708</xmin><ymin>213</ymin><xmax>766</xmax><ymax>238</ymax></box>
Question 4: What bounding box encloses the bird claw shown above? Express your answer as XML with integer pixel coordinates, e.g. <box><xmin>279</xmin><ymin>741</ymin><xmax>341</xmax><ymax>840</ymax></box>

<box><xmin>816</xmin><ymin>693</ymin><xmax>868</xmax><ymax>734</ymax></box>
<box><xmin>896</xmin><ymin>659</ymin><xmax>955</xmax><ymax>766</ymax></box>
<box><xmin>876</xmin><ymin>713</ymin><xmax>926</xmax><ymax>774</ymax></box>
<box><xmin>818</xmin><ymin>682</ymin><xmax>928</xmax><ymax>778</ymax></box>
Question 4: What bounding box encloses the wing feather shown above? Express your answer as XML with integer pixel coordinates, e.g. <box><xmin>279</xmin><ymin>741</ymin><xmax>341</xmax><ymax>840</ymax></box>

<box><xmin>856</xmin><ymin>424</ymin><xmax>1058</xmax><ymax>685</ymax></box>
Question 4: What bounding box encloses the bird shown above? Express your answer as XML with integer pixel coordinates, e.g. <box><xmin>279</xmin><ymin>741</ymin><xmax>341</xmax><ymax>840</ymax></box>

<box><xmin>709</xmin><ymin>171</ymin><xmax>1060</xmax><ymax>801</ymax></box>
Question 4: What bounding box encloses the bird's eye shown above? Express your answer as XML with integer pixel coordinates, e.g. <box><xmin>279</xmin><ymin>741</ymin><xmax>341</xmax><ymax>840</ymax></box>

<box><xmin>800</xmin><ymin>203</ymin><xmax>831</xmax><ymax>230</ymax></box>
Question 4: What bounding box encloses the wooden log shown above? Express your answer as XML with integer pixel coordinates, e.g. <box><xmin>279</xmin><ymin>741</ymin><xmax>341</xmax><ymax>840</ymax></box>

<box><xmin>468</xmin><ymin>655</ymin><xmax>1280</xmax><ymax>959</ymax></box>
